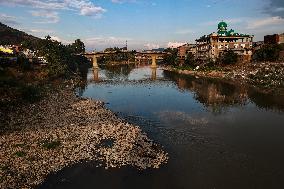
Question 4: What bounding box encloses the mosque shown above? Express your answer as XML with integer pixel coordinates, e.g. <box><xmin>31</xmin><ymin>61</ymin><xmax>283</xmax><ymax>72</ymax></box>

<box><xmin>195</xmin><ymin>21</ymin><xmax>254</xmax><ymax>62</ymax></box>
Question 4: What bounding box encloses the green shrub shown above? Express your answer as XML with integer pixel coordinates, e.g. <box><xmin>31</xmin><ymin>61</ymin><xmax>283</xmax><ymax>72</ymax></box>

<box><xmin>41</xmin><ymin>140</ymin><xmax>61</xmax><ymax>150</ymax></box>
<box><xmin>220</xmin><ymin>50</ymin><xmax>238</xmax><ymax>65</ymax></box>
<box><xmin>14</xmin><ymin>151</ymin><xmax>26</xmax><ymax>157</ymax></box>
<box><xmin>17</xmin><ymin>55</ymin><xmax>32</xmax><ymax>71</ymax></box>
<box><xmin>21</xmin><ymin>85</ymin><xmax>42</xmax><ymax>103</ymax></box>
<box><xmin>253</xmin><ymin>44</ymin><xmax>283</xmax><ymax>62</ymax></box>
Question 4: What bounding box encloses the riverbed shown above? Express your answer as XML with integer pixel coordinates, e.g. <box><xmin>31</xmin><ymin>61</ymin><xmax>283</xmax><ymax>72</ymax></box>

<box><xmin>40</xmin><ymin>65</ymin><xmax>284</xmax><ymax>189</ymax></box>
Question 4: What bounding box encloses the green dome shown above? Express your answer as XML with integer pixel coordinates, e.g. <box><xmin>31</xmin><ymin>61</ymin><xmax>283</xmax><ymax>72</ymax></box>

<box><xmin>218</xmin><ymin>21</ymin><xmax>228</xmax><ymax>29</ymax></box>
<box><xmin>218</xmin><ymin>21</ymin><xmax>228</xmax><ymax>31</ymax></box>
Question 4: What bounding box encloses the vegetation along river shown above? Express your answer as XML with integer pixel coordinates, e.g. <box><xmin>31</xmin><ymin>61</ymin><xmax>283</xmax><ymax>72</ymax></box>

<box><xmin>40</xmin><ymin>65</ymin><xmax>284</xmax><ymax>189</ymax></box>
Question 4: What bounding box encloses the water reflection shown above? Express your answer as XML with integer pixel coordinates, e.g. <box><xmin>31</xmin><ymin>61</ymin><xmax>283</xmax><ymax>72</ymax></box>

<box><xmin>87</xmin><ymin>65</ymin><xmax>164</xmax><ymax>83</ymax></box>
<box><xmin>93</xmin><ymin>68</ymin><xmax>99</xmax><ymax>83</ymax></box>
<box><xmin>101</xmin><ymin>64</ymin><xmax>135</xmax><ymax>80</ymax></box>
<box><xmin>248</xmin><ymin>89</ymin><xmax>284</xmax><ymax>111</ymax></box>
<box><xmin>163</xmin><ymin>71</ymin><xmax>284</xmax><ymax>112</ymax></box>
<box><xmin>79</xmin><ymin>66</ymin><xmax>284</xmax><ymax>113</ymax></box>
<box><xmin>151</xmin><ymin>68</ymin><xmax>157</xmax><ymax>80</ymax></box>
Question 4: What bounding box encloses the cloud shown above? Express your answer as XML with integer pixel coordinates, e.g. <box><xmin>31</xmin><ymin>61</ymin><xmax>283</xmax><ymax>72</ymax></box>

<box><xmin>144</xmin><ymin>43</ymin><xmax>160</xmax><ymax>50</ymax></box>
<box><xmin>0</xmin><ymin>0</ymin><xmax>106</xmax><ymax>18</ymax></box>
<box><xmin>246</xmin><ymin>16</ymin><xmax>284</xmax><ymax>29</ymax></box>
<box><xmin>0</xmin><ymin>13</ymin><xmax>19</xmax><ymax>25</ymax></box>
<box><xmin>264</xmin><ymin>0</ymin><xmax>284</xmax><ymax>18</ymax></box>
<box><xmin>111</xmin><ymin>0</ymin><xmax>137</xmax><ymax>4</ymax></box>
<box><xmin>167</xmin><ymin>42</ymin><xmax>186</xmax><ymax>48</ymax></box>
<box><xmin>84</xmin><ymin>36</ymin><xmax>130</xmax><ymax>50</ymax></box>
<box><xmin>50</xmin><ymin>35</ymin><xmax>72</xmax><ymax>44</ymax></box>
<box><xmin>30</xmin><ymin>10</ymin><xmax>59</xmax><ymax>23</ymax></box>
<box><xmin>80</xmin><ymin>6</ymin><xmax>106</xmax><ymax>17</ymax></box>
<box><xmin>0</xmin><ymin>0</ymin><xmax>65</xmax><ymax>9</ymax></box>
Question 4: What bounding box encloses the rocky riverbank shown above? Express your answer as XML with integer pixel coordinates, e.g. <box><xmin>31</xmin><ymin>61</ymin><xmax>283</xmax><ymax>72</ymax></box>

<box><xmin>163</xmin><ymin>62</ymin><xmax>284</xmax><ymax>88</ymax></box>
<box><xmin>0</xmin><ymin>82</ymin><xmax>168</xmax><ymax>189</ymax></box>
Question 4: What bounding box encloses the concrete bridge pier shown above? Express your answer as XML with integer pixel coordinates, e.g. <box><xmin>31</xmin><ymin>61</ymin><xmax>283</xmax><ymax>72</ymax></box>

<box><xmin>151</xmin><ymin>55</ymin><xmax>157</xmax><ymax>68</ymax></box>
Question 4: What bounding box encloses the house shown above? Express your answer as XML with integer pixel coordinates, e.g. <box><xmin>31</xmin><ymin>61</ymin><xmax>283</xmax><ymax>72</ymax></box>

<box><xmin>0</xmin><ymin>45</ymin><xmax>13</xmax><ymax>54</ymax></box>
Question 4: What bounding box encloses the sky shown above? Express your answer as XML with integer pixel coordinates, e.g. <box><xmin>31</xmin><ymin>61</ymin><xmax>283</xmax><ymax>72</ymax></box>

<box><xmin>1</xmin><ymin>0</ymin><xmax>284</xmax><ymax>51</ymax></box>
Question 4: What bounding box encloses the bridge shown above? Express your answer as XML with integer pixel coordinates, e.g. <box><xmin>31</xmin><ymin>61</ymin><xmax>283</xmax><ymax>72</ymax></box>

<box><xmin>83</xmin><ymin>52</ymin><xmax>167</xmax><ymax>69</ymax></box>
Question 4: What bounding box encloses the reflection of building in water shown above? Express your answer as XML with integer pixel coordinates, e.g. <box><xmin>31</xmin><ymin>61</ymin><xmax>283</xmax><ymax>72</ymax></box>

<box><xmin>195</xmin><ymin>21</ymin><xmax>254</xmax><ymax>62</ymax></box>
<box><xmin>165</xmin><ymin>71</ymin><xmax>284</xmax><ymax>112</ymax></box>
<box><xmin>151</xmin><ymin>68</ymin><xmax>157</xmax><ymax>80</ymax></box>
<box><xmin>169</xmin><ymin>72</ymin><xmax>249</xmax><ymax>110</ymax></box>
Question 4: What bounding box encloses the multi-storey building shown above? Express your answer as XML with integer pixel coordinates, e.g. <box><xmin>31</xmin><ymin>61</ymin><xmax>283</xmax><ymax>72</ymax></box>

<box><xmin>195</xmin><ymin>21</ymin><xmax>254</xmax><ymax>62</ymax></box>
<box><xmin>178</xmin><ymin>43</ymin><xmax>196</xmax><ymax>60</ymax></box>
<box><xmin>264</xmin><ymin>33</ymin><xmax>284</xmax><ymax>44</ymax></box>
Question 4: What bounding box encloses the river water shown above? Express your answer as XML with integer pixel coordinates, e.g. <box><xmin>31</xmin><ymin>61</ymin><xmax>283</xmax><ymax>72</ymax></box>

<box><xmin>40</xmin><ymin>65</ymin><xmax>284</xmax><ymax>189</ymax></box>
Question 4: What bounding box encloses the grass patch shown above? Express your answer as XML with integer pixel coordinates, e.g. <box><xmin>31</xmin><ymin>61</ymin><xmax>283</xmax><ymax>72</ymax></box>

<box><xmin>20</xmin><ymin>85</ymin><xmax>42</xmax><ymax>103</ymax></box>
<box><xmin>174</xmin><ymin>65</ymin><xmax>194</xmax><ymax>71</ymax></box>
<box><xmin>41</xmin><ymin>140</ymin><xmax>61</xmax><ymax>150</ymax></box>
<box><xmin>14</xmin><ymin>151</ymin><xmax>26</xmax><ymax>157</ymax></box>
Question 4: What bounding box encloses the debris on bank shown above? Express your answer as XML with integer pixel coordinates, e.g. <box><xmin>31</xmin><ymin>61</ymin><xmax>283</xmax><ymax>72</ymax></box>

<box><xmin>163</xmin><ymin>62</ymin><xmax>284</xmax><ymax>88</ymax></box>
<box><xmin>228</xmin><ymin>62</ymin><xmax>284</xmax><ymax>88</ymax></box>
<box><xmin>0</xmin><ymin>86</ymin><xmax>168</xmax><ymax>189</ymax></box>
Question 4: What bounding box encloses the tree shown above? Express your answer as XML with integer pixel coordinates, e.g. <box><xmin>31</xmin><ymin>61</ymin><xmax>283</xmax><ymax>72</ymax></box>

<box><xmin>220</xmin><ymin>50</ymin><xmax>238</xmax><ymax>65</ymax></box>
<box><xmin>163</xmin><ymin>48</ymin><xmax>178</xmax><ymax>65</ymax></box>
<box><xmin>21</xmin><ymin>40</ymin><xmax>33</xmax><ymax>51</ymax></box>
<box><xmin>253</xmin><ymin>44</ymin><xmax>283</xmax><ymax>62</ymax></box>
<box><xmin>70</xmin><ymin>39</ymin><xmax>85</xmax><ymax>54</ymax></box>
<box><xmin>184</xmin><ymin>52</ymin><xmax>196</xmax><ymax>66</ymax></box>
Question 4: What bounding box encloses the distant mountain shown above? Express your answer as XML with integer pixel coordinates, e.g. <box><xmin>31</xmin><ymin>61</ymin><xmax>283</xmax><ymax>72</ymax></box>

<box><xmin>0</xmin><ymin>22</ymin><xmax>41</xmax><ymax>45</ymax></box>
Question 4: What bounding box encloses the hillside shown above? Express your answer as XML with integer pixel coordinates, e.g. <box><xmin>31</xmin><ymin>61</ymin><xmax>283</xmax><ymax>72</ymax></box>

<box><xmin>0</xmin><ymin>22</ymin><xmax>41</xmax><ymax>45</ymax></box>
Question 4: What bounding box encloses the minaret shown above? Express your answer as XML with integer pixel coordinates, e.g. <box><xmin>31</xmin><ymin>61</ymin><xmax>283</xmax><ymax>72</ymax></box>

<box><xmin>126</xmin><ymin>40</ymin><xmax>128</xmax><ymax>51</ymax></box>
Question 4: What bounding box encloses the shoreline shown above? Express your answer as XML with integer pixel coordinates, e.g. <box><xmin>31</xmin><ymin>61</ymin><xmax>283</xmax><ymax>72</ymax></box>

<box><xmin>0</xmin><ymin>82</ymin><xmax>168</xmax><ymax>189</ymax></box>
<box><xmin>162</xmin><ymin>62</ymin><xmax>284</xmax><ymax>89</ymax></box>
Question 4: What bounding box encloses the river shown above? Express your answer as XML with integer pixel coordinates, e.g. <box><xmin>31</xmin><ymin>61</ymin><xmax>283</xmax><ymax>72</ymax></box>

<box><xmin>40</xmin><ymin>65</ymin><xmax>284</xmax><ymax>189</ymax></box>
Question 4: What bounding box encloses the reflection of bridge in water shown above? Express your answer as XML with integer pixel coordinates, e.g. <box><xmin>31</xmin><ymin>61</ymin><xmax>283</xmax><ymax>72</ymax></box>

<box><xmin>92</xmin><ymin>67</ymin><xmax>158</xmax><ymax>83</ymax></box>
<box><xmin>83</xmin><ymin>52</ymin><xmax>166</xmax><ymax>69</ymax></box>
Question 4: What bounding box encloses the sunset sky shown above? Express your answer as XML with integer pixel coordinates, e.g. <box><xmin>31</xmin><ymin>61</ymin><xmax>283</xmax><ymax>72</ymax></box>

<box><xmin>1</xmin><ymin>0</ymin><xmax>284</xmax><ymax>50</ymax></box>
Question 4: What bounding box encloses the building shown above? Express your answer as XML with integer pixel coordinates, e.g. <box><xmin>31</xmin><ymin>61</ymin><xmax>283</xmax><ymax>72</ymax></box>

<box><xmin>0</xmin><ymin>45</ymin><xmax>13</xmax><ymax>54</ymax></box>
<box><xmin>264</xmin><ymin>33</ymin><xmax>284</xmax><ymax>44</ymax></box>
<box><xmin>195</xmin><ymin>21</ymin><xmax>254</xmax><ymax>62</ymax></box>
<box><xmin>178</xmin><ymin>44</ymin><xmax>196</xmax><ymax>60</ymax></box>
